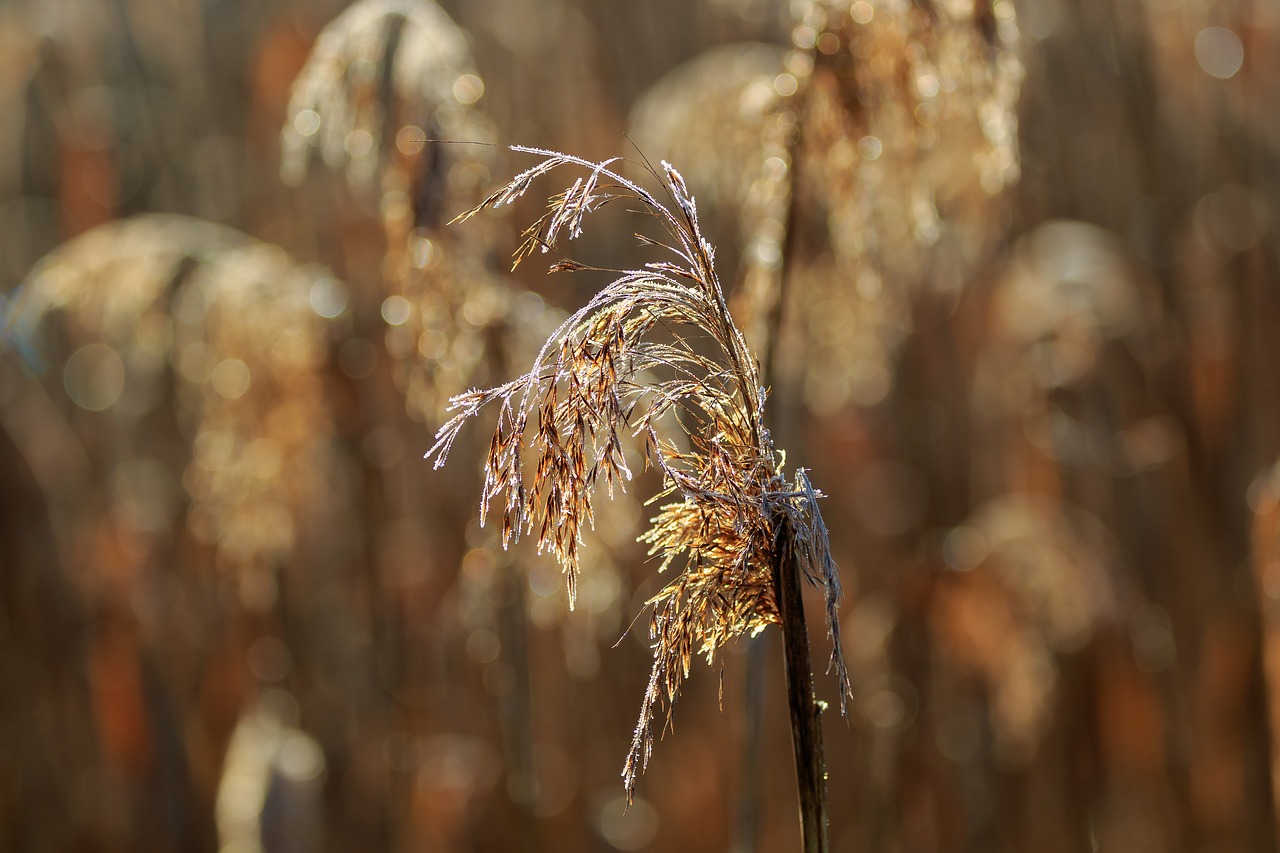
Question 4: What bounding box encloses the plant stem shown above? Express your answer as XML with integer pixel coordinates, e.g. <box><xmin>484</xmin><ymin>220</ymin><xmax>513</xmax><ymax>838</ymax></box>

<box><xmin>773</xmin><ymin>519</ymin><xmax>829</xmax><ymax>853</ymax></box>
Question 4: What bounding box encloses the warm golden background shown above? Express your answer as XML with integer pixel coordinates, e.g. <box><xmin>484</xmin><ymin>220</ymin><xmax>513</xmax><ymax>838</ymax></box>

<box><xmin>2</xmin><ymin>0</ymin><xmax>1278</xmax><ymax>851</ymax></box>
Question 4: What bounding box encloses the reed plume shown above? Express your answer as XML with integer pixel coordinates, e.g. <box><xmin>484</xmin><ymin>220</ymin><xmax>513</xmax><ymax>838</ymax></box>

<box><xmin>280</xmin><ymin>0</ymin><xmax>487</xmax><ymax>204</ymax></box>
<box><xmin>281</xmin><ymin>0</ymin><xmax>527</xmax><ymax>424</ymax></box>
<box><xmin>744</xmin><ymin>0</ymin><xmax>1023</xmax><ymax>411</ymax></box>
<box><xmin>425</xmin><ymin>147</ymin><xmax>851</xmax><ymax>806</ymax></box>
<box><xmin>15</xmin><ymin>215</ymin><xmax>338</xmax><ymax>598</ymax></box>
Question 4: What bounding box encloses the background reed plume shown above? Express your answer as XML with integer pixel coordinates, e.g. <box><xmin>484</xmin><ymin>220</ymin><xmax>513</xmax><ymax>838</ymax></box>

<box><xmin>2</xmin><ymin>215</ymin><xmax>342</xmax><ymax>850</ymax></box>
<box><xmin>3</xmin><ymin>0</ymin><xmax>1280</xmax><ymax>850</ymax></box>
<box><xmin>425</xmin><ymin>147</ymin><xmax>851</xmax><ymax>800</ymax></box>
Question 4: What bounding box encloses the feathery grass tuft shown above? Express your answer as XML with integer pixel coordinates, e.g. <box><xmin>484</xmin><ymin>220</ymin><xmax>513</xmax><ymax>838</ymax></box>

<box><xmin>427</xmin><ymin>147</ymin><xmax>851</xmax><ymax>797</ymax></box>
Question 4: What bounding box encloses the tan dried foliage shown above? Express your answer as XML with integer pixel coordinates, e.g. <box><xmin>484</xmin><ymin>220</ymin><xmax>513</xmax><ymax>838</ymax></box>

<box><xmin>625</xmin><ymin>43</ymin><xmax>798</xmax><ymax>354</ymax></box>
<box><xmin>383</xmin><ymin>226</ymin><xmax>558</xmax><ymax>423</ymax></box>
<box><xmin>967</xmin><ymin>220</ymin><xmax>1176</xmax><ymax>501</ymax></box>
<box><xmin>16</xmin><ymin>215</ymin><xmax>337</xmax><ymax>600</ymax></box>
<box><xmin>627</xmin><ymin>43</ymin><xmax>791</xmax><ymax>251</ymax></box>
<box><xmin>426</xmin><ymin>148</ymin><xmax>851</xmax><ymax>797</ymax></box>
<box><xmin>746</xmin><ymin>0</ymin><xmax>1023</xmax><ymax>411</ymax></box>
<box><xmin>937</xmin><ymin>494</ymin><xmax>1117</xmax><ymax>762</ymax></box>
<box><xmin>971</xmin><ymin>220</ymin><xmax>1160</xmax><ymax>413</ymax></box>
<box><xmin>280</xmin><ymin>0</ymin><xmax>549</xmax><ymax>425</ymax></box>
<box><xmin>281</xmin><ymin>0</ymin><xmax>490</xmax><ymax>198</ymax></box>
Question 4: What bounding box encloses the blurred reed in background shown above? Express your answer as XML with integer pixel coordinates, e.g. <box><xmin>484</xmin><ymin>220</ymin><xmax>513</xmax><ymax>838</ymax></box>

<box><xmin>1</xmin><ymin>0</ymin><xmax>1278</xmax><ymax>851</ymax></box>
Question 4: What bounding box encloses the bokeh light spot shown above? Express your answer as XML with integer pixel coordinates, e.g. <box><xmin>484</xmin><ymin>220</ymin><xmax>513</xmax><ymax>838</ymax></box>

<box><xmin>64</xmin><ymin>343</ymin><xmax>125</xmax><ymax>411</ymax></box>
<box><xmin>381</xmin><ymin>295</ymin><xmax>412</xmax><ymax>326</ymax></box>
<box><xmin>293</xmin><ymin>108</ymin><xmax>321</xmax><ymax>137</ymax></box>
<box><xmin>1195</xmin><ymin>27</ymin><xmax>1244</xmax><ymax>80</ymax></box>
<box><xmin>597</xmin><ymin>795</ymin><xmax>657</xmax><ymax>850</ymax></box>
<box><xmin>453</xmin><ymin>73</ymin><xmax>485</xmax><ymax>105</ymax></box>
<box><xmin>396</xmin><ymin>125</ymin><xmax>427</xmax><ymax>155</ymax></box>
<box><xmin>211</xmin><ymin>359</ymin><xmax>251</xmax><ymax>399</ymax></box>
<box><xmin>309</xmin><ymin>276</ymin><xmax>348</xmax><ymax>318</ymax></box>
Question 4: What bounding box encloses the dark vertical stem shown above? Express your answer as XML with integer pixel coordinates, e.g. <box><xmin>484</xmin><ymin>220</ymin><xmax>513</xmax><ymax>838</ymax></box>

<box><xmin>497</xmin><ymin>555</ymin><xmax>538</xmax><ymax>852</ymax></box>
<box><xmin>488</xmin><ymin>329</ymin><xmax>538</xmax><ymax>852</ymax></box>
<box><xmin>747</xmin><ymin>64</ymin><xmax>814</xmax><ymax>850</ymax></box>
<box><xmin>773</xmin><ymin>521</ymin><xmax>829</xmax><ymax>853</ymax></box>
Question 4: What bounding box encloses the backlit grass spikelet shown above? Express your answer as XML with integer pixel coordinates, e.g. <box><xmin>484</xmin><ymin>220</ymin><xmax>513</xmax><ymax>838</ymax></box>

<box><xmin>426</xmin><ymin>147</ymin><xmax>851</xmax><ymax>796</ymax></box>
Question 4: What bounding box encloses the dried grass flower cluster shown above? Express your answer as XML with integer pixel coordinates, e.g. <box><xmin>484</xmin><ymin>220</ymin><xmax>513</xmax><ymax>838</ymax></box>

<box><xmin>426</xmin><ymin>148</ymin><xmax>851</xmax><ymax>795</ymax></box>
<box><xmin>748</xmin><ymin>0</ymin><xmax>1023</xmax><ymax>411</ymax></box>
<box><xmin>15</xmin><ymin>215</ymin><xmax>337</xmax><ymax>605</ymax></box>
<box><xmin>627</xmin><ymin>43</ymin><xmax>791</xmax><ymax>277</ymax></box>
<box><xmin>279</xmin><ymin>0</ymin><xmax>548</xmax><ymax>426</ymax></box>
<box><xmin>933</xmin><ymin>495</ymin><xmax>1117</xmax><ymax>762</ymax></box>
<box><xmin>280</xmin><ymin>0</ymin><xmax>489</xmax><ymax>204</ymax></box>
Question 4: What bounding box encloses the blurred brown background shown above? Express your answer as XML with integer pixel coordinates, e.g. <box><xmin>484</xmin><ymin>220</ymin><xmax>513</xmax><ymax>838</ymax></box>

<box><xmin>2</xmin><ymin>0</ymin><xmax>1279</xmax><ymax>851</ymax></box>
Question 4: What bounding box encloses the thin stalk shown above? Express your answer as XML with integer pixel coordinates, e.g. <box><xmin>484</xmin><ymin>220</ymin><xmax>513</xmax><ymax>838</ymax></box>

<box><xmin>497</xmin><ymin>554</ymin><xmax>537</xmax><ymax>852</ymax></box>
<box><xmin>773</xmin><ymin>519</ymin><xmax>829</xmax><ymax>853</ymax></box>
<box><xmin>757</xmin><ymin>75</ymin><xmax>820</xmax><ymax>853</ymax></box>
<box><xmin>732</xmin><ymin>68</ymin><xmax>812</xmax><ymax>848</ymax></box>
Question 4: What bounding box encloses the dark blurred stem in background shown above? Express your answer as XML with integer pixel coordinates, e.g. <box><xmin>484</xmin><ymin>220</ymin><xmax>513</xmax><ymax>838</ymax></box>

<box><xmin>491</xmin><ymin>327</ymin><xmax>538</xmax><ymax>852</ymax></box>
<box><xmin>497</xmin><ymin>554</ymin><xmax>538</xmax><ymax>853</ymax></box>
